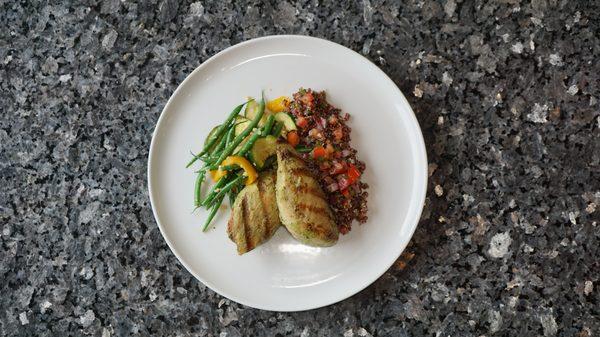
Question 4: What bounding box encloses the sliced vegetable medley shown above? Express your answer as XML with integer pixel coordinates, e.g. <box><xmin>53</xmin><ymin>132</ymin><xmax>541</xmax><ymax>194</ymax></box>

<box><xmin>187</xmin><ymin>93</ymin><xmax>299</xmax><ymax>230</ymax></box>
<box><xmin>187</xmin><ymin>89</ymin><xmax>368</xmax><ymax>234</ymax></box>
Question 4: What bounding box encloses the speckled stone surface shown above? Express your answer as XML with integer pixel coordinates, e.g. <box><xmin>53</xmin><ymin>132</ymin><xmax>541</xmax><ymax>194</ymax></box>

<box><xmin>1</xmin><ymin>1</ymin><xmax>599</xmax><ymax>336</ymax></box>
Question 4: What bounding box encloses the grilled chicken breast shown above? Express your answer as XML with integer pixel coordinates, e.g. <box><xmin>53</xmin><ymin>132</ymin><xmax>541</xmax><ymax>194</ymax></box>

<box><xmin>275</xmin><ymin>143</ymin><xmax>339</xmax><ymax>246</ymax></box>
<box><xmin>227</xmin><ymin>171</ymin><xmax>280</xmax><ymax>254</ymax></box>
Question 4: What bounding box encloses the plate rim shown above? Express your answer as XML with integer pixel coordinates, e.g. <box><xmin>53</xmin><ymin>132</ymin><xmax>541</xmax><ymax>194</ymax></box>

<box><xmin>147</xmin><ymin>34</ymin><xmax>428</xmax><ymax>311</ymax></box>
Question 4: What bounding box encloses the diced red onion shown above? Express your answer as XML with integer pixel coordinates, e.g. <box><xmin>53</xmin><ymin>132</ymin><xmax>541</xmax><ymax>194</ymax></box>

<box><xmin>341</xmin><ymin>149</ymin><xmax>352</xmax><ymax>157</ymax></box>
<box><xmin>327</xmin><ymin>182</ymin><xmax>339</xmax><ymax>192</ymax></box>
<box><xmin>329</xmin><ymin>160</ymin><xmax>346</xmax><ymax>175</ymax></box>
<box><xmin>318</xmin><ymin>117</ymin><xmax>327</xmax><ymax>129</ymax></box>
<box><xmin>337</xmin><ymin>175</ymin><xmax>350</xmax><ymax>190</ymax></box>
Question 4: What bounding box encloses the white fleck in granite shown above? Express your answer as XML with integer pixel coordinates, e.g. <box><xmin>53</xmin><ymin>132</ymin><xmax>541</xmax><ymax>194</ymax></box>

<box><xmin>101</xmin><ymin>29</ymin><xmax>118</xmax><ymax>51</ymax></box>
<box><xmin>511</xmin><ymin>41</ymin><xmax>524</xmax><ymax>54</ymax></box>
<box><xmin>19</xmin><ymin>312</ymin><xmax>28</xmax><ymax>326</ymax></box>
<box><xmin>444</xmin><ymin>0</ymin><xmax>457</xmax><ymax>17</ymax></box>
<box><xmin>527</xmin><ymin>103</ymin><xmax>549</xmax><ymax>123</ymax></box>
<box><xmin>442</xmin><ymin>71</ymin><xmax>453</xmax><ymax>86</ymax></box>
<box><xmin>584</xmin><ymin>281</ymin><xmax>593</xmax><ymax>296</ymax></box>
<box><xmin>80</xmin><ymin>310</ymin><xmax>96</xmax><ymax>328</ymax></box>
<box><xmin>413</xmin><ymin>85</ymin><xmax>423</xmax><ymax>98</ymax></box>
<box><xmin>488</xmin><ymin>232</ymin><xmax>512</xmax><ymax>258</ymax></box>
<box><xmin>539</xmin><ymin>312</ymin><xmax>558</xmax><ymax>336</ymax></box>
<box><xmin>548</xmin><ymin>53</ymin><xmax>564</xmax><ymax>66</ymax></box>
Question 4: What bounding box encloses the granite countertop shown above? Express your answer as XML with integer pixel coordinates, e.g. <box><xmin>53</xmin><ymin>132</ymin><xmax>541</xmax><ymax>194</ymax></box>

<box><xmin>1</xmin><ymin>1</ymin><xmax>599</xmax><ymax>336</ymax></box>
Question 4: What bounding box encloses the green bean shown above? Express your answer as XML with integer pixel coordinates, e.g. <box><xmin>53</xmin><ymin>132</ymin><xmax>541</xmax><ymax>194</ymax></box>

<box><xmin>271</xmin><ymin>122</ymin><xmax>283</xmax><ymax>137</ymax></box>
<box><xmin>213</xmin><ymin>95</ymin><xmax>265</xmax><ymax>167</ymax></box>
<box><xmin>194</xmin><ymin>170</ymin><xmax>206</xmax><ymax>207</ymax></box>
<box><xmin>202</xmin><ymin>194</ymin><xmax>225</xmax><ymax>231</ymax></box>
<box><xmin>262</xmin><ymin>114</ymin><xmax>275</xmax><ymax>136</ymax></box>
<box><xmin>205</xmin><ymin>161</ymin><xmax>242</xmax><ymax>172</ymax></box>
<box><xmin>227</xmin><ymin>178</ymin><xmax>245</xmax><ymax>206</ymax></box>
<box><xmin>203</xmin><ymin>153</ymin><xmax>221</xmax><ymax>165</ymax></box>
<box><xmin>225</xmin><ymin>126</ymin><xmax>235</xmax><ymax>148</ymax></box>
<box><xmin>210</xmin><ymin>130</ymin><xmax>229</xmax><ymax>155</ymax></box>
<box><xmin>220</xmin><ymin>164</ymin><xmax>239</xmax><ymax>171</ymax></box>
<box><xmin>295</xmin><ymin>146</ymin><xmax>312</xmax><ymax>153</ymax></box>
<box><xmin>189</xmin><ymin>133</ymin><xmax>225</xmax><ymax>167</ymax></box>
<box><xmin>201</xmin><ymin>175</ymin><xmax>229</xmax><ymax>205</ymax></box>
<box><xmin>229</xmin><ymin>176</ymin><xmax>244</xmax><ymax>207</ymax></box>
<box><xmin>191</xmin><ymin>150</ymin><xmax>210</xmax><ymax>164</ymax></box>
<box><xmin>204</xmin><ymin>175</ymin><xmax>244</xmax><ymax>207</ymax></box>
<box><xmin>186</xmin><ymin>102</ymin><xmax>246</xmax><ymax>168</ymax></box>
<box><xmin>201</xmin><ymin>128</ymin><xmax>234</xmax><ymax>164</ymax></box>
<box><xmin>228</xmin><ymin>190</ymin><xmax>236</xmax><ymax>207</ymax></box>
<box><xmin>203</xmin><ymin>124</ymin><xmax>221</xmax><ymax>150</ymax></box>
<box><xmin>237</xmin><ymin>131</ymin><xmax>261</xmax><ymax>157</ymax></box>
<box><xmin>201</xmin><ymin>103</ymin><xmax>245</xmax><ymax>154</ymax></box>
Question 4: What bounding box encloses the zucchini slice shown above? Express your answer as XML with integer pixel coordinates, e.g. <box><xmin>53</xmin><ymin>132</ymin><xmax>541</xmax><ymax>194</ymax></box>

<box><xmin>244</xmin><ymin>99</ymin><xmax>270</xmax><ymax>126</ymax></box>
<box><xmin>234</xmin><ymin>118</ymin><xmax>251</xmax><ymax>137</ymax></box>
<box><xmin>274</xmin><ymin>112</ymin><xmax>297</xmax><ymax>131</ymax></box>
<box><xmin>250</xmin><ymin>135</ymin><xmax>278</xmax><ymax>169</ymax></box>
<box><xmin>204</xmin><ymin>125</ymin><xmax>221</xmax><ymax>148</ymax></box>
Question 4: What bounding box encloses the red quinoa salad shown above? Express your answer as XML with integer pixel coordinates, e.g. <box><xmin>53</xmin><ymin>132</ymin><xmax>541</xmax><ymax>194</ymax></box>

<box><xmin>287</xmin><ymin>88</ymin><xmax>369</xmax><ymax>234</ymax></box>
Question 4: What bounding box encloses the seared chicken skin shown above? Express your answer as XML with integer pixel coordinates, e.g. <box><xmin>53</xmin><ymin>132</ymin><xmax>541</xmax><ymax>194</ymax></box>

<box><xmin>275</xmin><ymin>143</ymin><xmax>339</xmax><ymax>246</ymax></box>
<box><xmin>227</xmin><ymin>171</ymin><xmax>280</xmax><ymax>254</ymax></box>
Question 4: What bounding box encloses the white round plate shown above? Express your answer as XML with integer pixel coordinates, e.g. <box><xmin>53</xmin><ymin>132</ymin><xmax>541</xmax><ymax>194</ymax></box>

<box><xmin>148</xmin><ymin>35</ymin><xmax>427</xmax><ymax>311</ymax></box>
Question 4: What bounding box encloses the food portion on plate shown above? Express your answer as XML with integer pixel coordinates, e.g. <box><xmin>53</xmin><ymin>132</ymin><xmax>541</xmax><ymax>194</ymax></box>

<box><xmin>275</xmin><ymin>143</ymin><xmax>339</xmax><ymax>247</ymax></box>
<box><xmin>187</xmin><ymin>89</ymin><xmax>368</xmax><ymax>254</ymax></box>
<box><xmin>227</xmin><ymin>170</ymin><xmax>280</xmax><ymax>254</ymax></box>
<box><xmin>287</xmin><ymin>89</ymin><xmax>369</xmax><ymax>234</ymax></box>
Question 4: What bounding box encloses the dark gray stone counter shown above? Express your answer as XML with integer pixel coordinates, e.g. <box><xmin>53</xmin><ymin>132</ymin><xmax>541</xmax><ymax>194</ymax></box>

<box><xmin>1</xmin><ymin>1</ymin><xmax>598</xmax><ymax>336</ymax></box>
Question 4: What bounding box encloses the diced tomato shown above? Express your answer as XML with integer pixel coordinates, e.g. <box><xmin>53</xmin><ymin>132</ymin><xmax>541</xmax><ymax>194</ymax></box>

<box><xmin>287</xmin><ymin>131</ymin><xmax>300</xmax><ymax>147</ymax></box>
<box><xmin>340</xmin><ymin>188</ymin><xmax>350</xmax><ymax>198</ymax></box>
<box><xmin>333</xmin><ymin>127</ymin><xmax>344</xmax><ymax>141</ymax></box>
<box><xmin>296</xmin><ymin>116</ymin><xmax>309</xmax><ymax>129</ymax></box>
<box><xmin>347</xmin><ymin>163</ymin><xmax>361</xmax><ymax>184</ymax></box>
<box><xmin>313</xmin><ymin>146</ymin><xmax>327</xmax><ymax>159</ymax></box>
<box><xmin>337</xmin><ymin>174</ymin><xmax>350</xmax><ymax>191</ymax></box>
